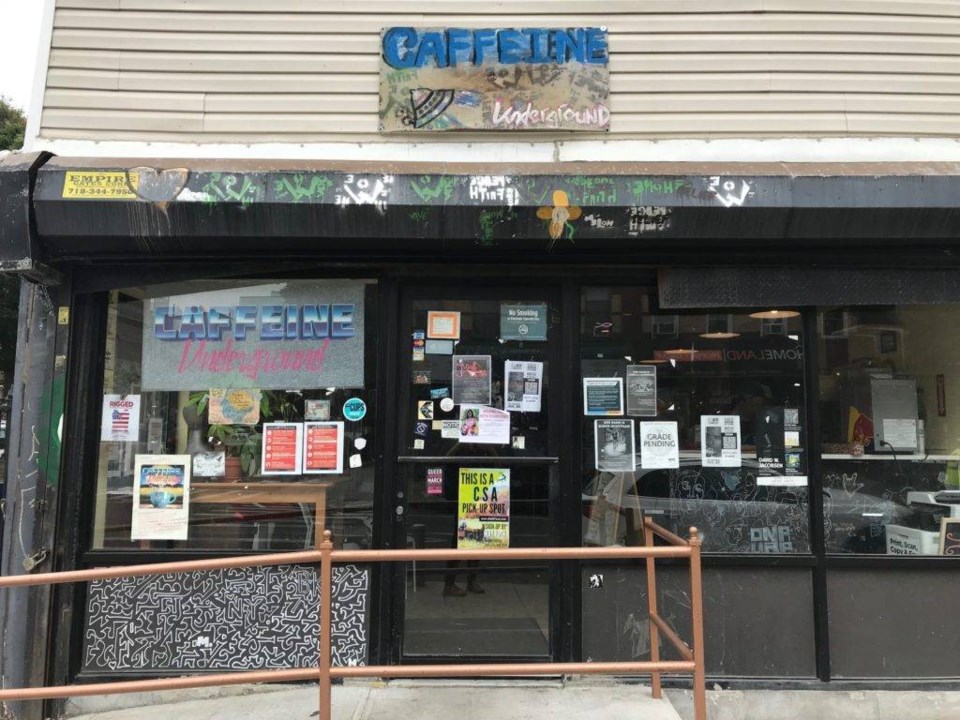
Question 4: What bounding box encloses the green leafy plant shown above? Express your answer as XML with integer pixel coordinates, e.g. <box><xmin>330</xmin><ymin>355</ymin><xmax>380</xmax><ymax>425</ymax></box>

<box><xmin>185</xmin><ymin>390</ymin><xmax>299</xmax><ymax>477</ymax></box>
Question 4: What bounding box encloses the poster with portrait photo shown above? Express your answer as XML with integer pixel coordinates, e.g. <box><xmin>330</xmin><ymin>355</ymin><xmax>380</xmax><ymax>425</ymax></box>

<box><xmin>504</xmin><ymin>360</ymin><xmax>543</xmax><ymax>413</ymax></box>
<box><xmin>755</xmin><ymin>407</ymin><xmax>806</xmax><ymax>486</ymax></box>
<box><xmin>594</xmin><ymin>419</ymin><xmax>636</xmax><ymax>472</ymax></box>
<box><xmin>700</xmin><ymin>415</ymin><xmax>741</xmax><ymax>467</ymax></box>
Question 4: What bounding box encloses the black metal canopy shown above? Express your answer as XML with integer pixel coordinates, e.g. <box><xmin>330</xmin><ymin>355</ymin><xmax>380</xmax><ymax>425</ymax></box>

<box><xmin>3</xmin><ymin>154</ymin><xmax>960</xmax><ymax>270</ymax></box>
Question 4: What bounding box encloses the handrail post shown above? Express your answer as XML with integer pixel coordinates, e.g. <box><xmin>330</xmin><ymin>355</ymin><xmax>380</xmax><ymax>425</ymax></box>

<box><xmin>644</xmin><ymin>517</ymin><xmax>661</xmax><ymax>699</ymax></box>
<box><xmin>688</xmin><ymin>527</ymin><xmax>707</xmax><ymax>720</ymax></box>
<box><xmin>319</xmin><ymin>530</ymin><xmax>334</xmax><ymax>720</ymax></box>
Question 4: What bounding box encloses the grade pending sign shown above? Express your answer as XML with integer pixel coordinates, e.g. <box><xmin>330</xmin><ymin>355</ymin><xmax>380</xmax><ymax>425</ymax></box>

<box><xmin>379</xmin><ymin>27</ymin><xmax>610</xmax><ymax>132</ymax></box>
<box><xmin>141</xmin><ymin>280</ymin><xmax>365</xmax><ymax>390</ymax></box>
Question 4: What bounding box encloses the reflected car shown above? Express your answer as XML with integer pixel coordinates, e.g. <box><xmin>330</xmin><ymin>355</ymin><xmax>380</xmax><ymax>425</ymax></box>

<box><xmin>582</xmin><ymin>457</ymin><xmax>911</xmax><ymax>553</ymax></box>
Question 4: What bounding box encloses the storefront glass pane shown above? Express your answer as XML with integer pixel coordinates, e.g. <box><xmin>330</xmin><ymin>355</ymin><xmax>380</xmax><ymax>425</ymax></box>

<box><xmin>399</xmin><ymin>293</ymin><xmax>555</xmax><ymax>658</ymax></box>
<box><xmin>91</xmin><ymin>279</ymin><xmax>378</xmax><ymax>552</ymax></box>
<box><xmin>818</xmin><ymin>305</ymin><xmax>960</xmax><ymax>555</ymax></box>
<box><xmin>581</xmin><ymin>287</ymin><xmax>810</xmax><ymax>554</ymax></box>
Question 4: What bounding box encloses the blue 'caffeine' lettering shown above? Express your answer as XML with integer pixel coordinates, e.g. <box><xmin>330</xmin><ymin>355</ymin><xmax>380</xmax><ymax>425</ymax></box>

<box><xmin>152</xmin><ymin>304</ymin><xmax>357</xmax><ymax>341</ymax></box>
<box><xmin>380</xmin><ymin>27</ymin><xmax>608</xmax><ymax>69</ymax></box>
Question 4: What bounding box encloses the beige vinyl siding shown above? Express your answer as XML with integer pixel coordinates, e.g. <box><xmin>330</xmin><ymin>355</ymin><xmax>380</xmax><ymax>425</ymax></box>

<box><xmin>39</xmin><ymin>1</ymin><xmax>960</xmax><ymax>143</ymax></box>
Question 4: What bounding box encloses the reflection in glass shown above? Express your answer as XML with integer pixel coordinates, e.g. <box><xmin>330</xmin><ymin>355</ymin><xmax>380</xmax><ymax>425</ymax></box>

<box><xmin>819</xmin><ymin>305</ymin><xmax>960</xmax><ymax>555</ymax></box>
<box><xmin>91</xmin><ymin>280</ymin><xmax>378</xmax><ymax>552</ymax></box>
<box><xmin>581</xmin><ymin>287</ymin><xmax>810</xmax><ymax>554</ymax></box>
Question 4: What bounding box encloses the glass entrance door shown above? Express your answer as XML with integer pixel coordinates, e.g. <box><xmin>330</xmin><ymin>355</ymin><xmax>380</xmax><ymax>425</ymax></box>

<box><xmin>393</xmin><ymin>286</ymin><xmax>560</xmax><ymax>661</ymax></box>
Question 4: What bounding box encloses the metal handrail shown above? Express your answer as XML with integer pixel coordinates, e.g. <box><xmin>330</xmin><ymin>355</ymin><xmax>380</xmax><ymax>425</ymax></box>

<box><xmin>0</xmin><ymin>518</ymin><xmax>708</xmax><ymax>720</ymax></box>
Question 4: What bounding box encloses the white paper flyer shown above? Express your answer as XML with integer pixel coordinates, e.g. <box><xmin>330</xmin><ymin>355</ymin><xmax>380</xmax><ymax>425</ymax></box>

<box><xmin>700</xmin><ymin>415</ymin><xmax>741</xmax><ymax>467</ymax></box>
<box><xmin>639</xmin><ymin>421</ymin><xmax>679</xmax><ymax>469</ymax></box>
<box><xmin>504</xmin><ymin>360</ymin><xmax>543</xmax><ymax>413</ymax></box>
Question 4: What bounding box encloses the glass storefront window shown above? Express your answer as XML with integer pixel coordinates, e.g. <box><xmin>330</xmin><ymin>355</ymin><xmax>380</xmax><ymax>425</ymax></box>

<box><xmin>581</xmin><ymin>287</ymin><xmax>810</xmax><ymax>553</ymax></box>
<box><xmin>91</xmin><ymin>279</ymin><xmax>378</xmax><ymax>552</ymax></box>
<box><xmin>818</xmin><ymin>305</ymin><xmax>960</xmax><ymax>555</ymax></box>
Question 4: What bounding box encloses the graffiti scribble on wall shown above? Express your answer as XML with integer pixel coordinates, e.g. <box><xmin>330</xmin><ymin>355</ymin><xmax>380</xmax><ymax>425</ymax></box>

<box><xmin>379</xmin><ymin>27</ymin><xmax>610</xmax><ymax>133</ymax></box>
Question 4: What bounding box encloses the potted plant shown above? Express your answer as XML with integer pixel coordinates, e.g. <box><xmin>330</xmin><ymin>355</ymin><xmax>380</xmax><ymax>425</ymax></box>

<box><xmin>185</xmin><ymin>391</ymin><xmax>298</xmax><ymax>481</ymax></box>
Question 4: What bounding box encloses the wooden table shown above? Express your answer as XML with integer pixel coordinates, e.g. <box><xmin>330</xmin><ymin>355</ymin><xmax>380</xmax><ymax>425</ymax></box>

<box><xmin>191</xmin><ymin>481</ymin><xmax>335</xmax><ymax>550</ymax></box>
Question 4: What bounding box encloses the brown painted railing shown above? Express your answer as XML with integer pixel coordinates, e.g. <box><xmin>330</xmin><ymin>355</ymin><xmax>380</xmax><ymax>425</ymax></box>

<box><xmin>0</xmin><ymin>518</ymin><xmax>707</xmax><ymax>720</ymax></box>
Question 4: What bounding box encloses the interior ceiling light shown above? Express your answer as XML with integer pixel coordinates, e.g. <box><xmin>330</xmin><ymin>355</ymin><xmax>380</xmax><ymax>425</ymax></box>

<box><xmin>749</xmin><ymin>309</ymin><xmax>800</xmax><ymax>319</ymax></box>
<box><xmin>700</xmin><ymin>314</ymin><xmax>740</xmax><ymax>339</ymax></box>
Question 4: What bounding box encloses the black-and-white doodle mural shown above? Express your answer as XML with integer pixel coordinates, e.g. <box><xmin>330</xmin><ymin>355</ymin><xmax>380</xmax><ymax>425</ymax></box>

<box><xmin>82</xmin><ymin>564</ymin><xmax>369</xmax><ymax>673</ymax></box>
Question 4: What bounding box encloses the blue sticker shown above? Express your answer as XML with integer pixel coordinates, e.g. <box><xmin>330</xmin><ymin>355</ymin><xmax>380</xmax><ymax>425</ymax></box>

<box><xmin>414</xmin><ymin>421</ymin><xmax>429</xmax><ymax>437</ymax></box>
<box><xmin>430</xmin><ymin>386</ymin><xmax>450</xmax><ymax>399</ymax></box>
<box><xmin>343</xmin><ymin>398</ymin><xmax>367</xmax><ymax>422</ymax></box>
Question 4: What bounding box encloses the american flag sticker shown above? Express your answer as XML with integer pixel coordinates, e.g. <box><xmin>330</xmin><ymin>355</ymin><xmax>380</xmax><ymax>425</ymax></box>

<box><xmin>112</xmin><ymin>408</ymin><xmax>130</xmax><ymax>435</ymax></box>
<box><xmin>101</xmin><ymin>394</ymin><xmax>141</xmax><ymax>442</ymax></box>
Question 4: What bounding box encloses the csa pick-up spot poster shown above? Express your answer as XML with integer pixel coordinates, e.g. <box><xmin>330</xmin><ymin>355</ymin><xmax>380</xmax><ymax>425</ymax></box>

<box><xmin>131</xmin><ymin>455</ymin><xmax>191</xmax><ymax>541</ymax></box>
<box><xmin>457</xmin><ymin>468</ymin><xmax>510</xmax><ymax>549</ymax></box>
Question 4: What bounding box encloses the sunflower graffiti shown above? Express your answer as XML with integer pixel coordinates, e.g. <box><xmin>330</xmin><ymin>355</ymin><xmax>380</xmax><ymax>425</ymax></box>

<box><xmin>537</xmin><ymin>190</ymin><xmax>582</xmax><ymax>246</ymax></box>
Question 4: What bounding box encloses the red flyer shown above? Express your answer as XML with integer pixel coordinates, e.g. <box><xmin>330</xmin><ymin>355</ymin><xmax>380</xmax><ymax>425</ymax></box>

<box><xmin>261</xmin><ymin>423</ymin><xmax>303</xmax><ymax>475</ymax></box>
<box><xmin>303</xmin><ymin>422</ymin><xmax>344</xmax><ymax>474</ymax></box>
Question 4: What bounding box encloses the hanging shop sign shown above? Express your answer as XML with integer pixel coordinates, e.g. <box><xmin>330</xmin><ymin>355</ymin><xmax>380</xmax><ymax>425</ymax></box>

<box><xmin>141</xmin><ymin>280</ymin><xmax>365</xmax><ymax>390</ymax></box>
<box><xmin>379</xmin><ymin>27</ymin><xmax>610</xmax><ymax>133</ymax></box>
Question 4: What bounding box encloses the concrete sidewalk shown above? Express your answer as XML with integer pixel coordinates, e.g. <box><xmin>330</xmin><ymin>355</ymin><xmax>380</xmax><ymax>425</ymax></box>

<box><xmin>65</xmin><ymin>680</ymin><xmax>682</xmax><ymax>720</ymax></box>
<box><xmin>61</xmin><ymin>681</ymin><xmax>960</xmax><ymax>720</ymax></box>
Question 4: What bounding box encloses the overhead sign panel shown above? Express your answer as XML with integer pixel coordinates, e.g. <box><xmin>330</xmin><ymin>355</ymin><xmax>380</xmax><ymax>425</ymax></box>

<box><xmin>379</xmin><ymin>27</ymin><xmax>610</xmax><ymax>133</ymax></box>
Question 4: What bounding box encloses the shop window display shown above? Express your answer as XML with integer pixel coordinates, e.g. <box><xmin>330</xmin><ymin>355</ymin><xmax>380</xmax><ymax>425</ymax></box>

<box><xmin>91</xmin><ymin>279</ymin><xmax>378</xmax><ymax>552</ymax></box>
<box><xmin>580</xmin><ymin>287</ymin><xmax>810</xmax><ymax>554</ymax></box>
<box><xmin>818</xmin><ymin>305</ymin><xmax>960</xmax><ymax>555</ymax></box>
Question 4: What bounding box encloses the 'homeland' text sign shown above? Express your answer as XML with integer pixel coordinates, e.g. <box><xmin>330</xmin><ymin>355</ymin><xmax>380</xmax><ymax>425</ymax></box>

<box><xmin>380</xmin><ymin>27</ymin><xmax>610</xmax><ymax>133</ymax></box>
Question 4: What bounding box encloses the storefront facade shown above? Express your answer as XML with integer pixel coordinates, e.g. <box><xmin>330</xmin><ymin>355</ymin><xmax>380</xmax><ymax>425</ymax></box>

<box><xmin>3</xmin><ymin>3</ymin><xmax>960</xmax><ymax>718</ymax></box>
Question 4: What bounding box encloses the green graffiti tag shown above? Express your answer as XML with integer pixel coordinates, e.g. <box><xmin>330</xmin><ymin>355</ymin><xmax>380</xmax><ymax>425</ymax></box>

<box><xmin>274</xmin><ymin>174</ymin><xmax>334</xmax><ymax>203</ymax></box>
<box><xmin>201</xmin><ymin>173</ymin><xmax>261</xmax><ymax>206</ymax></box>
<box><xmin>478</xmin><ymin>208</ymin><xmax>515</xmax><ymax>246</ymax></box>
<box><xmin>568</xmin><ymin>176</ymin><xmax>617</xmax><ymax>205</ymax></box>
<box><xmin>409</xmin><ymin>208</ymin><xmax>430</xmax><ymax>224</ymax></box>
<box><xmin>410</xmin><ymin>175</ymin><xmax>457</xmax><ymax>202</ymax></box>
<box><xmin>631</xmin><ymin>178</ymin><xmax>689</xmax><ymax>202</ymax></box>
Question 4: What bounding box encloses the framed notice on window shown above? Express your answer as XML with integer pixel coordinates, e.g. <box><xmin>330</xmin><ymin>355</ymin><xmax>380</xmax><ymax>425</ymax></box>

<box><xmin>427</xmin><ymin>311</ymin><xmax>461</xmax><ymax>340</ymax></box>
<box><xmin>261</xmin><ymin>423</ymin><xmax>303</xmax><ymax>475</ymax></box>
<box><xmin>303</xmin><ymin>422</ymin><xmax>344</xmax><ymax>474</ymax></box>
